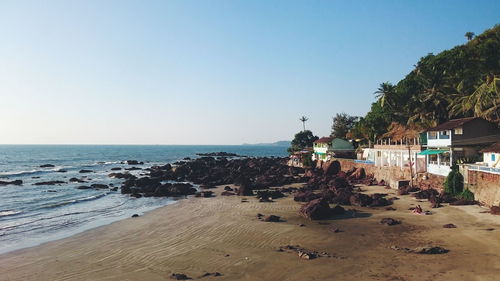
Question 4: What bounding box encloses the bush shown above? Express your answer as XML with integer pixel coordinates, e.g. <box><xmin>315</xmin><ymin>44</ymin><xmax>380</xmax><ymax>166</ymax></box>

<box><xmin>459</xmin><ymin>189</ymin><xmax>475</xmax><ymax>201</ymax></box>
<box><xmin>444</xmin><ymin>166</ymin><xmax>464</xmax><ymax>195</ymax></box>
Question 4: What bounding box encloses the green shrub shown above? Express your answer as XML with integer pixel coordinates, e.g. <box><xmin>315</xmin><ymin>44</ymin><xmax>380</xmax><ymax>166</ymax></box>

<box><xmin>444</xmin><ymin>166</ymin><xmax>464</xmax><ymax>195</ymax></box>
<box><xmin>459</xmin><ymin>189</ymin><xmax>475</xmax><ymax>201</ymax></box>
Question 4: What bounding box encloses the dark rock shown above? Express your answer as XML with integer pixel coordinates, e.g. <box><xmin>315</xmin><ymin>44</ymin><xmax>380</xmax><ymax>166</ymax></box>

<box><xmin>111</xmin><ymin>167</ymin><xmax>122</xmax><ymax>171</ymax></box>
<box><xmin>57</xmin><ymin>169</ymin><xmax>67</xmax><ymax>173</ymax></box>
<box><xmin>130</xmin><ymin>193</ymin><xmax>143</xmax><ymax>198</ymax></box>
<box><xmin>380</xmin><ymin>218</ymin><xmax>401</xmax><ymax>226</ymax></box>
<box><xmin>69</xmin><ymin>177</ymin><xmax>85</xmax><ymax>183</ymax></box>
<box><xmin>46</xmin><ymin>190</ymin><xmax>57</xmax><ymax>192</ymax></box>
<box><xmin>79</xmin><ymin>169</ymin><xmax>93</xmax><ymax>173</ymax></box>
<box><xmin>263</xmin><ymin>215</ymin><xmax>281</xmax><ymax>222</ymax></box>
<box><xmin>200</xmin><ymin>272</ymin><xmax>222</xmax><ymax>278</ymax></box>
<box><xmin>385</xmin><ymin>207</ymin><xmax>397</xmax><ymax>211</ymax></box>
<box><xmin>131</xmin><ymin>214</ymin><xmax>139</xmax><ymax>218</ymax></box>
<box><xmin>224</xmin><ymin>186</ymin><xmax>233</xmax><ymax>191</ymax></box>
<box><xmin>330</xmin><ymin>204</ymin><xmax>345</xmax><ymax>215</ymax></box>
<box><xmin>299</xmin><ymin>198</ymin><xmax>331</xmax><ymax>220</ymax></box>
<box><xmin>170</xmin><ymin>273</ymin><xmax>191</xmax><ymax>280</ymax></box>
<box><xmin>0</xmin><ymin>180</ymin><xmax>23</xmax><ymax>186</ymax></box>
<box><xmin>126</xmin><ymin>160</ymin><xmax>144</xmax><ymax>165</ymax></box>
<box><xmin>348</xmin><ymin>167</ymin><xmax>365</xmax><ymax>180</ymax></box>
<box><xmin>443</xmin><ymin>224</ymin><xmax>457</xmax><ymax>228</ymax></box>
<box><xmin>256</xmin><ymin>190</ymin><xmax>285</xmax><ymax>200</ymax></box>
<box><xmin>221</xmin><ymin>191</ymin><xmax>236</xmax><ymax>196</ymax></box>
<box><xmin>450</xmin><ymin>199</ymin><xmax>477</xmax><ymax>206</ymax></box>
<box><xmin>90</xmin><ymin>184</ymin><xmax>109</xmax><ymax>189</ymax></box>
<box><xmin>195</xmin><ymin>191</ymin><xmax>213</xmax><ymax>198</ymax></box>
<box><xmin>349</xmin><ymin>193</ymin><xmax>372</xmax><ymax>207</ymax></box>
<box><xmin>491</xmin><ymin>206</ymin><xmax>500</xmax><ymax>215</ymax></box>
<box><xmin>414</xmin><ymin>246</ymin><xmax>449</xmax><ymax>254</ymax></box>
<box><xmin>294</xmin><ymin>191</ymin><xmax>321</xmax><ymax>202</ymax></box>
<box><xmin>77</xmin><ymin>186</ymin><xmax>92</xmax><ymax>189</ymax></box>
<box><xmin>413</xmin><ymin>189</ymin><xmax>439</xmax><ymax>200</ymax></box>
<box><xmin>125</xmin><ymin>167</ymin><xmax>142</xmax><ymax>171</ymax></box>
<box><xmin>40</xmin><ymin>164</ymin><xmax>55</xmax><ymax>168</ymax></box>
<box><xmin>196</xmin><ymin>152</ymin><xmax>241</xmax><ymax>157</ymax></box>
<box><xmin>33</xmin><ymin>181</ymin><xmax>65</xmax><ymax>185</ymax></box>
<box><xmin>109</xmin><ymin>172</ymin><xmax>136</xmax><ymax>180</ymax></box>
<box><xmin>323</xmin><ymin>160</ymin><xmax>341</xmax><ymax>177</ymax></box>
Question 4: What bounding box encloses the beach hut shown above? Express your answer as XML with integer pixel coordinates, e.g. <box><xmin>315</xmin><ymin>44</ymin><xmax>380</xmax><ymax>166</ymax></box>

<box><xmin>312</xmin><ymin>137</ymin><xmax>355</xmax><ymax>161</ymax></box>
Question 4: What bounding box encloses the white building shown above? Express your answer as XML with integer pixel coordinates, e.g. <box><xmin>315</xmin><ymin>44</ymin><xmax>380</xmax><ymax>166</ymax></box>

<box><xmin>421</xmin><ymin>117</ymin><xmax>500</xmax><ymax>176</ymax></box>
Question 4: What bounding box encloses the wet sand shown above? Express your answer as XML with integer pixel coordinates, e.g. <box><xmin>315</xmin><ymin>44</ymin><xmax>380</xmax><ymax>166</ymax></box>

<box><xmin>0</xmin><ymin>184</ymin><xmax>499</xmax><ymax>281</ymax></box>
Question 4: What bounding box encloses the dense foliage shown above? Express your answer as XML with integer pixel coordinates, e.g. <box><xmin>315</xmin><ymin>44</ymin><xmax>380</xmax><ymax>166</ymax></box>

<box><xmin>330</xmin><ymin>113</ymin><xmax>359</xmax><ymax>139</ymax></box>
<box><xmin>288</xmin><ymin>130</ymin><xmax>319</xmax><ymax>153</ymax></box>
<box><xmin>444</xmin><ymin>166</ymin><xmax>464</xmax><ymax>195</ymax></box>
<box><xmin>351</xmin><ymin>24</ymin><xmax>500</xmax><ymax>142</ymax></box>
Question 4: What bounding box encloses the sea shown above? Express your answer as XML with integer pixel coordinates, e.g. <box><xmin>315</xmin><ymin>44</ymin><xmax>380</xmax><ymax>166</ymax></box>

<box><xmin>0</xmin><ymin>145</ymin><xmax>287</xmax><ymax>254</ymax></box>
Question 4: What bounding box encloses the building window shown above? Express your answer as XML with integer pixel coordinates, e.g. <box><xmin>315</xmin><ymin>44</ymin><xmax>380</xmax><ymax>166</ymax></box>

<box><xmin>440</xmin><ymin>152</ymin><xmax>450</xmax><ymax>166</ymax></box>
<box><xmin>493</xmin><ymin>154</ymin><xmax>496</xmax><ymax>162</ymax></box>
<box><xmin>429</xmin><ymin>131</ymin><xmax>437</xmax><ymax>139</ymax></box>
<box><xmin>454</xmin><ymin>127</ymin><xmax>463</xmax><ymax>135</ymax></box>
<box><xmin>439</xmin><ymin>131</ymin><xmax>450</xmax><ymax>139</ymax></box>
<box><xmin>429</xmin><ymin>154</ymin><xmax>438</xmax><ymax>165</ymax></box>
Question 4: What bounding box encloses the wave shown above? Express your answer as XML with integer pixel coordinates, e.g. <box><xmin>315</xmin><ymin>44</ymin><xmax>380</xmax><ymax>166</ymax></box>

<box><xmin>0</xmin><ymin>161</ymin><xmax>124</xmax><ymax>178</ymax></box>
<box><xmin>0</xmin><ymin>210</ymin><xmax>22</xmax><ymax>217</ymax></box>
<box><xmin>39</xmin><ymin>193</ymin><xmax>109</xmax><ymax>210</ymax></box>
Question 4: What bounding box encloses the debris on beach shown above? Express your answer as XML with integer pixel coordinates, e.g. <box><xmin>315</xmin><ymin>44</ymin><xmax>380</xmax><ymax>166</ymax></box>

<box><xmin>380</xmin><ymin>218</ymin><xmax>401</xmax><ymax>225</ymax></box>
<box><xmin>200</xmin><ymin>272</ymin><xmax>222</xmax><ymax>278</ymax></box>
<box><xmin>277</xmin><ymin>245</ymin><xmax>335</xmax><ymax>260</ymax></box>
<box><xmin>443</xmin><ymin>223</ymin><xmax>457</xmax><ymax>228</ymax></box>
<box><xmin>411</xmin><ymin>205</ymin><xmax>432</xmax><ymax>215</ymax></box>
<box><xmin>329</xmin><ymin>227</ymin><xmax>343</xmax><ymax>233</ymax></box>
<box><xmin>170</xmin><ymin>273</ymin><xmax>191</xmax><ymax>280</ymax></box>
<box><xmin>390</xmin><ymin>245</ymin><xmax>449</xmax><ymax>254</ymax></box>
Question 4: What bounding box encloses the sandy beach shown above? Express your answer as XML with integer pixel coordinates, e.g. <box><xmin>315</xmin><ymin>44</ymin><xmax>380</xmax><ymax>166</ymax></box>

<box><xmin>1</xmin><ymin>184</ymin><xmax>499</xmax><ymax>281</ymax></box>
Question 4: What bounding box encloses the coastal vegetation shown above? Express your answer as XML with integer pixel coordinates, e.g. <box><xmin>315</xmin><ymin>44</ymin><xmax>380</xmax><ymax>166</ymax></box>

<box><xmin>350</xmin><ymin>24</ymin><xmax>500</xmax><ymax>143</ymax></box>
<box><xmin>288</xmin><ymin>130</ymin><xmax>318</xmax><ymax>153</ymax></box>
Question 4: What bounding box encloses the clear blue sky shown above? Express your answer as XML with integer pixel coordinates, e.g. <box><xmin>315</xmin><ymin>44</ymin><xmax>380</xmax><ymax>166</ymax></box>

<box><xmin>0</xmin><ymin>0</ymin><xmax>498</xmax><ymax>144</ymax></box>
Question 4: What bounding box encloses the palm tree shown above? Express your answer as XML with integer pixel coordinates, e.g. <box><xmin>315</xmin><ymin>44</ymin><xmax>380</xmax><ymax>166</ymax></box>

<box><xmin>464</xmin><ymin>32</ymin><xmax>475</xmax><ymax>41</ymax></box>
<box><xmin>449</xmin><ymin>75</ymin><xmax>500</xmax><ymax>121</ymax></box>
<box><xmin>299</xmin><ymin>116</ymin><xmax>309</xmax><ymax>131</ymax></box>
<box><xmin>374</xmin><ymin>82</ymin><xmax>397</xmax><ymax>108</ymax></box>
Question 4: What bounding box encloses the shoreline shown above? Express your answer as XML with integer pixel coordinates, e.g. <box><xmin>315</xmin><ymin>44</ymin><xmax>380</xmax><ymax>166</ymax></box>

<box><xmin>1</xmin><ymin>184</ymin><xmax>499</xmax><ymax>281</ymax></box>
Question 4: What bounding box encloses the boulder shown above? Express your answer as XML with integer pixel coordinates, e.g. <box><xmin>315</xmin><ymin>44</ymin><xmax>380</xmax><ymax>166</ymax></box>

<box><xmin>450</xmin><ymin>199</ymin><xmax>476</xmax><ymax>206</ymax></box>
<box><xmin>491</xmin><ymin>206</ymin><xmax>500</xmax><ymax>215</ymax></box>
<box><xmin>348</xmin><ymin>167</ymin><xmax>366</xmax><ymax>180</ymax></box>
<box><xmin>443</xmin><ymin>224</ymin><xmax>457</xmax><ymax>228</ymax></box>
<box><xmin>299</xmin><ymin>198</ymin><xmax>331</xmax><ymax>220</ymax></box>
<box><xmin>349</xmin><ymin>193</ymin><xmax>372</xmax><ymax>207</ymax></box>
<box><xmin>323</xmin><ymin>160</ymin><xmax>341</xmax><ymax>177</ymax></box>
<box><xmin>110</xmin><ymin>167</ymin><xmax>122</xmax><ymax>171</ymax></box>
<box><xmin>0</xmin><ymin>180</ymin><xmax>23</xmax><ymax>186</ymax></box>
<box><xmin>221</xmin><ymin>191</ymin><xmax>236</xmax><ymax>196</ymax></box>
<box><xmin>40</xmin><ymin>164</ymin><xmax>55</xmax><ymax>168</ymax></box>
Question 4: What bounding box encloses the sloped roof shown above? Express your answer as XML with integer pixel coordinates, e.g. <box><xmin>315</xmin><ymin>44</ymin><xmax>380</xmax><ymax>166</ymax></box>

<box><xmin>480</xmin><ymin>141</ymin><xmax>500</xmax><ymax>153</ymax></box>
<box><xmin>330</xmin><ymin>138</ymin><xmax>355</xmax><ymax>151</ymax></box>
<box><xmin>427</xmin><ymin>117</ymin><xmax>478</xmax><ymax>131</ymax></box>
<box><xmin>314</xmin><ymin>137</ymin><xmax>334</xmax><ymax>144</ymax></box>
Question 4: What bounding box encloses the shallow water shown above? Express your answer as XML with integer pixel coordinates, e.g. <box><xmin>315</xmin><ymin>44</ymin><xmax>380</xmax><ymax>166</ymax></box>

<box><xmin>0</xmin><ymin>145</ymin><xmax>287</xmax><ymax>254</ymax></box>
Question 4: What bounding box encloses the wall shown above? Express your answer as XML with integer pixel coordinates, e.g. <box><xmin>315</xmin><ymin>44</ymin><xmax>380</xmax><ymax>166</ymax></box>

<box><xmin>335</xmin><ymin>158</ymin><xmax>445</xmax><ymax>190</ymax></box>
<box><xmin>467</xmin><ymin>171</ymin><xmax>500</xmax><ymax>207</ymax></box>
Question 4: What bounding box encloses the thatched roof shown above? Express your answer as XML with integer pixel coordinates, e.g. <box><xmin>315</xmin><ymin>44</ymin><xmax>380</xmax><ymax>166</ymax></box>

<box><xmin>381</xmin><ymin>122</ymin><xmax>423</xmax><ymax>142</ymax></box>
